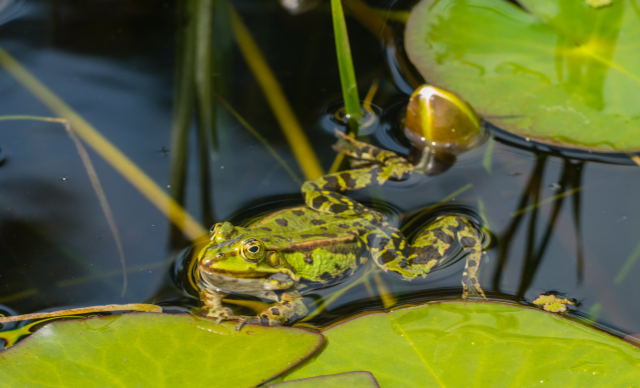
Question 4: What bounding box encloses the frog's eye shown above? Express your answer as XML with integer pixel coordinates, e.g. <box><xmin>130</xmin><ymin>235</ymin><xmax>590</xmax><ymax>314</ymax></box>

<box><xmin>240</xmin><ymin>238</ymin><xmax>265</xmax><ymax>263</ymax></box>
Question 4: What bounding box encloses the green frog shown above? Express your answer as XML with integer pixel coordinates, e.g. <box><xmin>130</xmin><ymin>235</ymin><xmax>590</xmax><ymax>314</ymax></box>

<box><xmin>196</xmin><ymin>132</ymin><xmax>485</xmax><ymax>328</ymax></box>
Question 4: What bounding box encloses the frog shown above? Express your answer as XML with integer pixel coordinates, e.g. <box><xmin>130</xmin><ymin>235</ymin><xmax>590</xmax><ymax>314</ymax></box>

<box><xmin>196</xmin><ymin>131</ymin><xmax>485</xmax><ymax>328</ymax></box>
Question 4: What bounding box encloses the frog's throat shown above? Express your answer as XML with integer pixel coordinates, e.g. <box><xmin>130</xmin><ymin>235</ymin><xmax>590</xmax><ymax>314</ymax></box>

<box><xmin>199</xmin><ymin>270</ymin><xmax>296</xmax><ymax>301</ymax></box>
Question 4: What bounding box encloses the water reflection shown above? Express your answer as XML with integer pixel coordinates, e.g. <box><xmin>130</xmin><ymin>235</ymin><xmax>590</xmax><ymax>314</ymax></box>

<box><xmin>0</xmin><ymin>0</ymin><xmax>639</xmax><ymax>341</ymax></box>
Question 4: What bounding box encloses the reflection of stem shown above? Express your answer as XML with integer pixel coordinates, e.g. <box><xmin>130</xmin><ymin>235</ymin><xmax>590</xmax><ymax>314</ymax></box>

<box><xmin>0</xmin><ymin>116</ymin><xmax>128</xmax><ymax>297</ymax></box>
<box><xmin>570</xmin><ymin>162</ymin><xmax>585</xmax><ymax>284</ymax></box>
<box><xmin>493</xmin><ymin>156</ymin><xmax>546</xmax><ymax>291</ymax></box>
<box><xmin>517</xmin><ymin>161</ymin><xmax>570</xmax><ymax>297</ymax></box>
<box><xmin>0</xmin><ymin>46</ymin><xmax>207</xmax><ymax>241</ymax></box>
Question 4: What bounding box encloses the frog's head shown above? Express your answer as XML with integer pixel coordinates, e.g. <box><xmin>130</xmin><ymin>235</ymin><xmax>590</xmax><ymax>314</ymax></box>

<box><xmin>197</xmin><ymin>222</ymin><xmax>296</xmax><ymax>292</ymax></box>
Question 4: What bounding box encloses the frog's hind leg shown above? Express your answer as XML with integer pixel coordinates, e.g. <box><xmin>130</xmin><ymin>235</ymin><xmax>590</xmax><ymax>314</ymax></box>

<box><xmin>455</xmin><ymin>217</ymin><xmax>486</xmax><ymax>299</ymax></box>
<box><xmin>332</xmin><ymin>131</ymin><xmax>413</xmax><ymax>184</ymax></box>
<box><xmin>407</xmin><ymin>215</ymin><xmax>486</xmax><ymax>299</ymax></box>
<box><xmin>302</xmin><ymin>167</ymin><xmax>382</xmax><ymax>216</ymax></box>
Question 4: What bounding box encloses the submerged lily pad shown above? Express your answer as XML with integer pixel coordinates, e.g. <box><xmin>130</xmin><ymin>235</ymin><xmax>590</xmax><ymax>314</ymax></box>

<box><xmin>0</xmin><ymin>313</ymin><xmax>323</xmax><ymax>387</ymax></box>
<box><xmin>282</xmin><ymin>301</ymin><xmax>640</xmax><ymax>387</ymax></box>
<box><xmin>405</xmin><ymin>0</ymin><xmax>640</xmax><ymax>152</ymax></box>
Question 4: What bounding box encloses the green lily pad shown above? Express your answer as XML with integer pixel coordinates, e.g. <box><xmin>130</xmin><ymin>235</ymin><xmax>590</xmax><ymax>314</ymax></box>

<box><xmin>0</xmin><ymin>313</ymin><xmax>323</xmax><ymax>387</ymax></box>
<box><xmin>282</xmin><ymin>301</ymin><xmax>640</xmax><ymax>387</ymax></box>
<box><xmin>405</xmin><ymin>0</ymin><xmax>640</xmax><ymax>152</ymax></box>
<box><xmin>267</xmin><ymin>371</ymin><xmax>379</xmax><ymax>387</ymax></box>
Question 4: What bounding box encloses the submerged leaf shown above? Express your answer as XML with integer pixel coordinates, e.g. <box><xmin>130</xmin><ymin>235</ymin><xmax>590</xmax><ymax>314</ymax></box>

<box><xmin>405</xmin><ymin>0</ymin><xmax>640</xmax><ymax>152</ymax></box>
<box><xmin>283</xmin><ymin>301</ymin><xmax>640</xmax><ymax>387</ymax></box>
<box><xmin>0</xmin><ymin>313</ymin><xmax>323</xmax><ymax>387</ymax></box>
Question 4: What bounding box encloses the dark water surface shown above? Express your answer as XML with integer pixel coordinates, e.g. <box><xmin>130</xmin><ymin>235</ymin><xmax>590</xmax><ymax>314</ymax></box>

<box><xmin>1</xmin><ymin>0</ymin><xmax>640</xmax><ymax>341</ymax></box>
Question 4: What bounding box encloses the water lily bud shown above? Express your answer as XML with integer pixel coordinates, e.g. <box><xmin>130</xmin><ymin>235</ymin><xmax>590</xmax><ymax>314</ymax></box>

<box><xmin>405</xmin><ymin>84</ymin><xmax>485</xmax><ymax>153</ymax></box>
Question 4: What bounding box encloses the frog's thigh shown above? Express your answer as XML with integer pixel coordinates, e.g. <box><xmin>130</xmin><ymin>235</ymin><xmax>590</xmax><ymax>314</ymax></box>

<box><xmin>369</xmin><ymin>225</ymin><xmax>416</xmax><ymax>278</ymax></box>
<box><xmin>258</xmin><ymin>290</ymin><xmax>309</xmax><ymax>326</ymax></box>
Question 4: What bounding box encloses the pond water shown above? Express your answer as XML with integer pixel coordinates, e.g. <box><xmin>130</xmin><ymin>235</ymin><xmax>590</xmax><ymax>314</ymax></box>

<box><xmin>1</xmin><ymin>0</ymin><xmax>640</xmax><ymax>344</ymax></box>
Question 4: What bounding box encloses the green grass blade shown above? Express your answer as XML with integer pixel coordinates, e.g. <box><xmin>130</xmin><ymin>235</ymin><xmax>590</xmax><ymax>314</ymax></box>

<box><xmin>331</xmin><ymin>0</ymin><xmax>362</xmax><ymax>135</ymax></box>
<box><xmin>0</xmin><ymin>47</ymin><xmax>207</xmax><ymax>241</ymax></box>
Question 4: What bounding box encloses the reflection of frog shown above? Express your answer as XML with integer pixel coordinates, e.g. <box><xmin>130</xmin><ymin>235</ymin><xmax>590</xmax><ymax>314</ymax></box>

<box><xmin>196</xmin><ymin>132</ymin><xmax>485</xmax><ymax>327</ymax></box>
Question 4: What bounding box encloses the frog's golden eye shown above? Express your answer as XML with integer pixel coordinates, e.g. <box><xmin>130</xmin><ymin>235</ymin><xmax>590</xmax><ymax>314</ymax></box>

<box><xmin>240</xmin><ymin>238</ymin><xmax>265</xmax><ymax>263</ymax></box>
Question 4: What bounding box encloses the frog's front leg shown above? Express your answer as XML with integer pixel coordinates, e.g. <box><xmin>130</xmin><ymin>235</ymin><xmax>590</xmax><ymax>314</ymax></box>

<box><xmin>234</xmin><ymin>290</ymin><xmax>308</xmax><ymax>331</ymax></box>
<box><xmin>199</xmin><ymin>288</ymin><xmax>234</xmax><ymax>323</ymax></box>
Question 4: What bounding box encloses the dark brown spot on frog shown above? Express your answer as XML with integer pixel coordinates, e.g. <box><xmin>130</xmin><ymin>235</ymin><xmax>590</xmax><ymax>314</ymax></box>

<box><xmin>380</xmin><ymin>251</ymin><xmax>396</xmax><ymax>265</ymax></box>
<box><xmin>270</xmin><ymin>308</ymin><xmax>281</xmax><ymax>316</ymax></box>
<box><xmin>322</xmin><ymin>176</ymin><xmax>339</xmax><ymax>190</ymax></box>
<box><xmin>339</xmin><ymin>172</ymin><xmax>357</xmax><ymax>188</ymax></box>
<box><xmin>259</xmin><ymin>317</ymin><xmax>270</xmax><ymax>325</ymax></box>
<box><xmin>460</xmin><ymin>237</ymin><xmax>477</xmax><ymax>247</ymax></box>
<box><xmin>261</xmin><ymin>227</ymin><xmax>272</xmax><ymax>232</ymax></box>
<box><xmin>334</xmin><ymin>263</ymin><xmax>341</xmax><ymax>270</ymax></box>
<box><xmin>338</xmin><ymin>223</ymin><xmax>350</xmax><ymax>229</ymax></box>
<box><xmin>432</xmin><ymin>228</ymin><xmax>454</xmax><ymax>244</ymax></box>
<box><xmin>320</xmin><ymin>272</ymin><xmax>334</xmax><ymax>281</ymax></box>
<box><xmin>292</xmin><ymin>209</ymin><xmax>305</xmax><ymax>216</ymax></box>
<box><xmin>329</xmin><ymin>203</ymin><xmax>349</xmax><ymax>213</ymax></box>
<box><xmin>304</xmin><ymin>256</ymin><xmax>314</xmax><ymax>265</ymax></box>
<box><xmin>353</xmin><ymin>222</ymin><xmax>363</xmax><ymax>227</ymax></box>
<box><xmin>410</xmin><ymin>246</ymin><xmax>442</xmax><ymax>265</ymax></box>
<box><xmin>320</xmin><ymin>227</ymin><xmax>327</xmax><ymax>231</ymax></box>
<box><xmin>311</xmin><ymin>219</ymin><xmax>326</xmax><ymax>225</ymax></box>
<box><xmin>276</xmin><ymin>219</ymin><xmax>288</xmax><ymax>227</ymax></box>
<box><xmin>262</xmin><ymin>238</ymin><xmax>270</xmax><ymax>242</ymax></box>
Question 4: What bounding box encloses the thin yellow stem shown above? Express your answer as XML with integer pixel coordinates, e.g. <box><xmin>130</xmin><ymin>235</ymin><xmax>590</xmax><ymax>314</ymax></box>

<box><xmin>0</xmin><ymin>46</ymin><xmax>208</xmax><ymax>241</ymax></box>
<box><xmin>229</xmin><ymin>5</ymin><xmax>323</xmax><ymax>180</ymax></box>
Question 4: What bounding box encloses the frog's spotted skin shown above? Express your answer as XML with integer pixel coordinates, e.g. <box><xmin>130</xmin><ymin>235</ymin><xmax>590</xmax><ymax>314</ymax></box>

<box><xmin>197</xmin><ymin>131</ymin><xmax>485</xmax><ymax>329</ymax></box>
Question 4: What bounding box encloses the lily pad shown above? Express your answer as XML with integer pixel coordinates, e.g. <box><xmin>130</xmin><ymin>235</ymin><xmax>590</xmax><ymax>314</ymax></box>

<box><xmin>405</xmin><ymin>0</ymin><xmax>640</xmax><ymax>152</ymax></box>
<box><xmin>0</xmin><ymin>313</ymin><xmax>323</xmax><ymax>387</ymax></box>
<box><xmin>282</xmin><ymin>301</ymin><xmax>640</xmax><ymax>387</ymax></box>
<box><xmin>267</xmin><ymin>371</ymin><xmax>379</xmax><ymax>387</ymax></box>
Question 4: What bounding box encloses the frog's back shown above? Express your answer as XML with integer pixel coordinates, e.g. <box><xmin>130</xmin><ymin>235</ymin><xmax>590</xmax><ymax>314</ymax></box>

<box><xmin>248</xmin><ymin>207</ymin><xmax>380</xmax><ymax>291</ymax></box>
